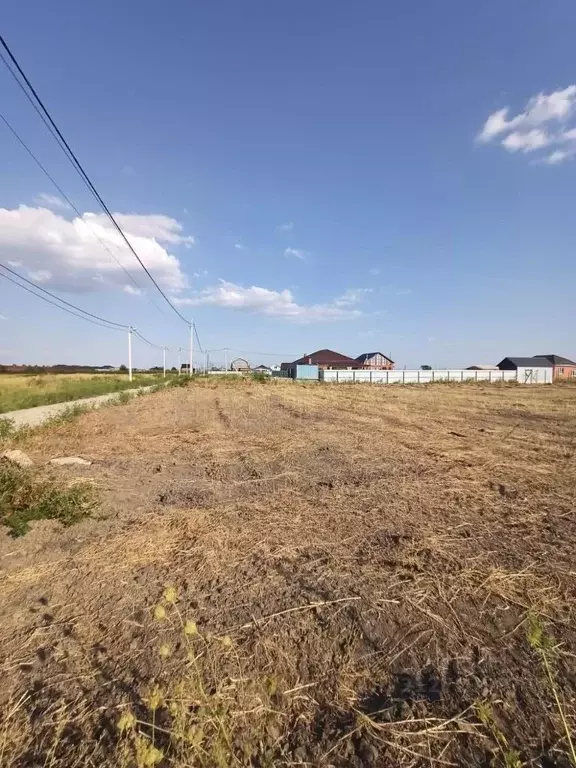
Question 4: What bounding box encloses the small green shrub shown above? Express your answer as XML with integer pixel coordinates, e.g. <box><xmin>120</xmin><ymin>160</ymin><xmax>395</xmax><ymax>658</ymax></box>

<box><xmin>116</xmin><ymin>390</ymin><xmax>133</xmax><ymax>405</ymax></box>
<box><xmin>44</xmin><ymin>404</ymin><xmax>90</xmax><ymax>427</ymax></box>
<box><xmin>251</xmin><ymin>372</ymin><xmax>270</xmax><ymax>383</ymax></box>
<box><xmin>0</xmin><ymin>418</ymin><xmax>15</xmax><ymax>439</ymax></box>
<box><xmin>0</xmin><ymin>464</ymin><xmax>98</xmax><ymax>537</ymax></box>
<box><xmin>167</xmin><ymin>376</ymin><xmax>191</xmax><ymax>389</ymax></box>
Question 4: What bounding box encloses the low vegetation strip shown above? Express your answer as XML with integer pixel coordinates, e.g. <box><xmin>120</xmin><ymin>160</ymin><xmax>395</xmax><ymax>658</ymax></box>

<box><xmin>0</xmin><ymin>379</ymin><xmax>575</xmax><ymax>766</ymax></box>
<box><xmin>0</xmin><ymin>462</ymin><xmax>97</xmax><ymax>537</ymax></box>
<box><xmin>0</xmin><ymin>373</ymin><xmax>166</xmax><ymax>413</ymax></box>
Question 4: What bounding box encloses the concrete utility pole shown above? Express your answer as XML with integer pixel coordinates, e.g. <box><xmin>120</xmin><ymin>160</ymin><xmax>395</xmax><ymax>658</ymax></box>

<box><xmin>128</xmin><ymin>326</ymin><xmax>133</xmax><ymax>382</ymax></box>
<box><xmin>177</xmin><ymin>346</ymin><xmax>181</xmax><ymax>375</ymax></box>
<box><xmin>163</xmin><ymin>347</ymin><xmax>167</xmax><ymax>378</ymax></box>
<box><xmin>224</xmin><ymin>348</ymin><xmax>228</xmax><ymax>372</ymax></box>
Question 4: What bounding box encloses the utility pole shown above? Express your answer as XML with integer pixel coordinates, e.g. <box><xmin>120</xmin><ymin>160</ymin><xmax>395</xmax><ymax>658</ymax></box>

<box><xmin>177</xmin><ymin>346</ymin><xmax>181</xmax><ymax>375</ymax></box>
<box><xmin>163</xmin><ymin>347</ymin><xmax>166</xmax><ymax>378</ymax></box>
<box><xmin>128</xmin><ymin>326</ymin><xmax>133</xmax><ymax>382</ymax></box>
<box><xmin>224</xmin><ymin>348</ymin><xmax>228</xmax><ymax>373</ymax></box>
<box><xmin>205</xmin><ymin>350</ymin><xmax>208</xmax><ymax>374</ymax></box>
<box><xmin>189</xmin><ymin>321</ymin><xmax>194</xmax><ymax>376</ymax></box>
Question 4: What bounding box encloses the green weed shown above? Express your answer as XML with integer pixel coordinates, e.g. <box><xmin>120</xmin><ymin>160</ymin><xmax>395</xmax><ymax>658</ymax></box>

<box><xmin>116</xmin><ymin>391</ymin><xmax>133</xmax><ymax>405</ymax></box>
<box><xmin>0</xmin><ymin>418</ymin><xmax>15</xmax><ymax>439</ymax></box>
<box><xmin>251</xmin><ymin>372</ymin><xmax>271</xmax><ymax>383</ymax></box>
<box><xmin>475</xmin><ymin>700</ymin><xmax>522</xmax><ymax>767</ymax></box>
<box><xmin>527</xmin><ymin>613</ymin><xmax>576</xmax><ymax>766</ymax></box>
<box><xmin>0</xmin><ymin>463</ymin><xmax>98</xmax><ymax>537</ymax></box>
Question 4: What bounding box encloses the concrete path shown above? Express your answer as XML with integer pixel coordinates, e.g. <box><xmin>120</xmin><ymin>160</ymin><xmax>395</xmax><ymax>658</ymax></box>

<box><xmin>0</xmin><ymin>385</ymin><xmax>158</xmax><ymax>429</ymax></box>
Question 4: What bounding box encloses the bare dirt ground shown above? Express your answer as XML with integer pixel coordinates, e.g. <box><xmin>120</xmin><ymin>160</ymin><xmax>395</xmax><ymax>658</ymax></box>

<box><xmin>1</xmin><ymin>378</ymin><xmax>575</xmax><ymax>767</ymax></box>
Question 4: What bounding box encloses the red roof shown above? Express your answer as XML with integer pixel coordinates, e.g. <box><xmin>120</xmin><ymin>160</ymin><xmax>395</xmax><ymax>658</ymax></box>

<box><xmin>292</xmin><ymin>349</ymin><xmax>361</xmax><ymax>366</ymax></box>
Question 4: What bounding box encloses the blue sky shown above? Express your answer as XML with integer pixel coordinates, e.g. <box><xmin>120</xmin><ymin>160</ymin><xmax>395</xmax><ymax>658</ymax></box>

<box><xmin>1</xmin><ymin>0</ymin><xmax>575</xmax><ymax>369</ymax></box>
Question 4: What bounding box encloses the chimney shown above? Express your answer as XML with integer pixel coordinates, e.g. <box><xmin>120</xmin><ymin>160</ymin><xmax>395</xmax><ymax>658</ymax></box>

<box><xmin>308</xmin><ymin>356</ymin><xmax>312</xmax><ymax>364</ymax></box>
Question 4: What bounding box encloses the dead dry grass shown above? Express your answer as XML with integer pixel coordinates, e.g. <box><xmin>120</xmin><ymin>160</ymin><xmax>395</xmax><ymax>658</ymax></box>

<box><xmin>1</xmin><ymin>378</ymin><xmax>575</xmax><ymax>766</ymax></box>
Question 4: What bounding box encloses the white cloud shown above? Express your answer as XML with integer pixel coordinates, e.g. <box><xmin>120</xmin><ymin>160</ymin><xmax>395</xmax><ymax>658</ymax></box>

<box><xmin>284</xmin><ymin>247</ymin><xmax>306</xmax><ymax>260</ymax></box>
<box><xmin>28</xmin><ymin>269</ymin><xmax>52</xmax><ymax>283</ymax></box>
<box><xmin>545</xmin><ymin>149</ymin><xmax>572</xmax><ymax>165</ymax></box>
<box><xmin>0</xmin><ymin>205</ymin><xmax>191</xmax><ymax>294</ymax></box>
<box><xmin>478</xmin><ymin>85</ymin><xmax>576</xmax><ymax>164</ymax></box>
<box><xmin>123</xmin><ymin>284</ymin><xmax>142</xmax><ymax>295</ymax></box>
<box><xmin>501</xmin><ymin>129</ymin><xmax>551</xmax><ymax>152</ymax></box>
<box><xmin>277</xmin><ymin>222</ymin><xmax>294</xmax><ymax>232</ymax></box>
<box><xmin>234</xmin><ymin>242</ymin><xmax>245</xmax><ymax>250</ymax></box>
<box><xmin>34</xmin><ymin>193</ymin><xmax>72</xmax><ymax>212</ymax></box>
<box><xmin>368</xmin><ymin>267</ymin><xmax>380</xmax><ymax>276</ymax></box>
<box><xmin>0</xmin><ymin>314</ymin><xmax>6</xmax><ymax>321</ymax></box>
<box><xmin>334</xmin><ymin>288</ymin><xmax>372</xmax><ymax>306</ymax></box>
<box><xmin>173</xmin><ymin>280</ymin><xmax>367</xmax><ymax>323</ymax></box>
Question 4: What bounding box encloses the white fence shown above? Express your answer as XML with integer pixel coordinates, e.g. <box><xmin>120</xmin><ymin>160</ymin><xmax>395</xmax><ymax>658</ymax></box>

<box><xmin>320</xmin><ymin>369</ymin><xmax>541</xmax><ymax>385</ymax></box>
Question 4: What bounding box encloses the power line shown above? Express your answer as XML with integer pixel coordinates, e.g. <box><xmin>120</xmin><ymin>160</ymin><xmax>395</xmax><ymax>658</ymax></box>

<box><xmin>193</xmin><ymin>323</ymin><xmax>205</xmax><ymax>354</ymax></box>
<box><xmin>132</xmin><ymin>329</ymin><xmax>167</xmax><ymax>350</ymax></box>
<box><xmin>0</xmin><ymin>35</ymin><xmax>190</xmax><ymax>326</ymax></box>
<box><xmin>0</xmin><ymin>263</ymin><xmax>127</xmax><ymax>328</ymax></box>
<box><xmin>225</xmin><ymin>348</ymin><xmax>299</xmax><ymax>358</ymax></box>
<box><xmin>0</xmin><ymin>271</ymin><xmax>126</xmax><ymax>331</ymax></box>
<box><xmin>0</xmin><ymin>110</ymin><xmax>166</xmax><ymax>315</ymax></box>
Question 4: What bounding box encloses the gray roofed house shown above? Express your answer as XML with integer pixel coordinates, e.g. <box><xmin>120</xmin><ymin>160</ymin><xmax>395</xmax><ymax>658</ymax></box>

<box><xmin>534</xmin><ymin>354</ymin><xmax>576</xmax><ymax>379</ymax></box>
<box><xmin>497</xmin><ymin>357</ymin><xmax>554</xmax><ymax>384</ymax></box>
<box><xmin>497</xmin><ymin>357</ymin><xmax>553</xmax><ymax>369</ymax></box>
<box><xmin>535</xmin><ymin>354</ymin><xmax>576</xmax><ymax>366</ymax></box>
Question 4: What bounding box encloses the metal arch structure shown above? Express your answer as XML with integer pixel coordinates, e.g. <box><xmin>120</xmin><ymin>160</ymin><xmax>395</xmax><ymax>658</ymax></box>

<box><xmin>229</xmin><ymin>357</ymin><xmax>251</xmax><ymax>371</ymax></box>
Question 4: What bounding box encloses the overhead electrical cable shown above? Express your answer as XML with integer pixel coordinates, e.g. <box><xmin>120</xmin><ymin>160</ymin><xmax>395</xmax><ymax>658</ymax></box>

<box><xmin>0</xmin><ymin>35</ymin><xmax>190</xmax><ymax>325</ymax></box>
<box><xmin>132</xmin><ymin>329</ymin><xmax>167</xmax><ymax>350</ymax></box>
<box><xmin>0</xmin><ymin>110</ymin><xmax>166</xmax><ymax>315</ymax></box>
<box><xmin>193</xmin><ymin>323</ymin><xmax>205</xmax><ymax>354</ymax></box>
<box><xmin>0</xmin><ymin>262</ymin><xmax>127</xmax><ymax>328</ymax></box>
<box><xmin>0</xmin><ymin>271</ymin><xmax>126</xmax><ymax>331</ymax></box>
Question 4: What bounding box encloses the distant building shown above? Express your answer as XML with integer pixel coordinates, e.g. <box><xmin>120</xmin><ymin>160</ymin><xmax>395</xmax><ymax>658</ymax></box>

<box><xmin>230</xmin><ymin>357</ymin><xmax>251</xmax><ymax>372</ymax></box>
<box><xmin>466</xmin><ymin>364</ymin><xmax>499</xmax><ymax>371</ymax></box>
<box><xmin>497</xmin><ymin>357</ymin><xmax>553</xmax><ymax>384</ymax></box>
<box><xmin>355</xmin><ymin>352</ymin><xmax>395</xmax><ymax>370</ymax></box>
<box><xmin>252</xmin><ymin>364</ymin><xmax>272</xmax><ymax>375</ymax></box>
<box><xmin>290</xmin><ymin>349</ymin><xmax>362</xmax><ymax>370</ymax></box>
<box><xmin>534</xmin><ymin>355</ymin><xmax>576</xmax><ymax>380</ymax></box>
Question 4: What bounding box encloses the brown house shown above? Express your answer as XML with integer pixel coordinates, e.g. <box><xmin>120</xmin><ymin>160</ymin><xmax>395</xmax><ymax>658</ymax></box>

<box><xmin>291</xmin><ymin>349</ymin><xmax>362</xmax><ymax>370</ymax></box>
<box><xmin>535</xmin><ymin>355</ymin><xmax>576</xmax><ymax>379</ymax></box>
<box><xmin>355</xmin><ymin>352</ymin><xmax>395</xmax><ymax>370</ymax></box>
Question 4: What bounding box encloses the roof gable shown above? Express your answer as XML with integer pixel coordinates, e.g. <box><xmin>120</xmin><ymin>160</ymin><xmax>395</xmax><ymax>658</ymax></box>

<box><xmin>535</xmin><ymin>354</ymin><xmax>576</xmax><ymax>366</ymax></box>
<box><xmin>292</xmin><ymin>349</ymin><xmax>359</xmax><ymax>365</ymax></box>
<box><xmin>355</xmin><ymin>351</ymin><xmax>394</xmax><ymax>364</ymax></box>
<box><xmin>498</xmin><ymin>356</ymin><xmax>553</xmax><ymax>368</ymax></box>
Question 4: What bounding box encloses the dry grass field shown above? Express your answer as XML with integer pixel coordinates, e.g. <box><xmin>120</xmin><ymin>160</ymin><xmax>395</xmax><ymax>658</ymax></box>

<box><xmin>0</xmin><ymin>373</ymin><xmax>161</xmax><ymax>414</ymax></box>
<box><xmin>0</xmin><ymin>378</ymin><xmax>575</xmax><ymax>767</ymax></box>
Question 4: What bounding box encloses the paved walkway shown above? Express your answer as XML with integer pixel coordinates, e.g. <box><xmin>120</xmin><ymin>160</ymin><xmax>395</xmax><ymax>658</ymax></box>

<box><xmin>0</xmin><ymin>385</ymin><xmax>157</xmax><ymax>428</ymax></box>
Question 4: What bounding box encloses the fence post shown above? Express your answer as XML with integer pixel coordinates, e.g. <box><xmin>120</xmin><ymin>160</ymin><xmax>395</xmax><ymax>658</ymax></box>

<box><xmin>489</xmin><ymin>371</ymin><xmax>492</xmax><ymax>383</ymax></box>
<box><xmin>418</xmin><ymin>370</ymin><xmax>420</xmax><ymax>383</ymax></box>
<box><xmin>402</xmin><ymin>370</ymin><xmax>405</xmax><ymax>384</ymax></box>
<box><xmin>475</xmin><ymin>370</ymin><xmax>478</xmax><ymax>382</ymax></box>
<box><xmin>447</xmin><ymin>370</ymin><xmax>450</xmax><ymax>382</ymax></box>
<box><xmin>386</xmin><ymin>370</ymin><xmax>389</xmax><ymax>385</ymax></box>
<box><xmin>461</xmin><ymin>371</ymin><xmax>464</xmax><ymax>381</ymax></box>
<box><xmin>370</xmin><ymin>371</ymin><xmax>373</xmax><ymax>384</ymax></box>
<box><xmin>336</xmin><ymin>370</ymin><xmax>339</xmax><ymax>383</ymax></box>
<box><xmin>432</xmin><ymin>370</ymin><xmax>435</xmax><ymax>382</ymax></box>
